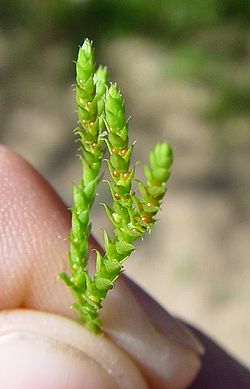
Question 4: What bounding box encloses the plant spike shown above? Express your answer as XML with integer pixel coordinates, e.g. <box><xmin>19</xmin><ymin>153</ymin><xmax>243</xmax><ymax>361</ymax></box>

<box><xmin>91</xmin><ymin>85</ymin><xmax>173</xmax><ymax>319</ymax></box>
<box><xmin>59</xmin><ymin>39</ymin><xmax>108</xmax><ymax>332</ymax></box>
<box><xmin>60</xmin><ymin>39</ymin><xmax>173</xmax><ymax>334</ymax></box>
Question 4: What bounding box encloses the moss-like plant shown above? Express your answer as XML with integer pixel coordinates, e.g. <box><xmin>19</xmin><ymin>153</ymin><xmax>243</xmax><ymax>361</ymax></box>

<box><xmin>59</xmin><ymin>39</ymin><xmax>173</xmax><ymax>334</ymax></box>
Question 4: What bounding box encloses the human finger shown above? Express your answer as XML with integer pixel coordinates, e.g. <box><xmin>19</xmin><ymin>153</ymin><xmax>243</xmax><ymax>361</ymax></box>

<box><xmin>0</xmin><ymin>145</ymin><xmax>202</xmax><ymax>388</ymax></box>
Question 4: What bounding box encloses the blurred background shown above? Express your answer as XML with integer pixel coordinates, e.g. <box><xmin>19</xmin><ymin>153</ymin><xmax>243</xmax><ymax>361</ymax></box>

<box><xmin>0</xmin><ymin>0</ymin><xmax>249</xmax><ymax>367</ymax></box>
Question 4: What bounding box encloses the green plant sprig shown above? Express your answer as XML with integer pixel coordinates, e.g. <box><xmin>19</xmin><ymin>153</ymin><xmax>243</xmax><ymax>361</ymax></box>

<box><xmin>59</xmin><ymin>39</ymin><xmax>108</xmax><ymax>331</ymax></box>
<box><xmin>60</xmin><ymin>39</ymin><xmax>173</xmax><ymax>334</ymax></box>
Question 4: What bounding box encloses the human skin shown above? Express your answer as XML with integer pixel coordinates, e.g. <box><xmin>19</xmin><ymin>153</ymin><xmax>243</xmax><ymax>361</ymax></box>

<box><xmin>0</xmin><ymin>145</ymin><xmax>249</xmax><ymax>388</ymax></box>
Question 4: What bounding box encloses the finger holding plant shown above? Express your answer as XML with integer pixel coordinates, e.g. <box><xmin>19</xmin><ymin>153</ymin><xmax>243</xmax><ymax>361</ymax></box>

<box><xmin>60</xmin><ymin>38</ymin><xmax>173</xmax><ymax>334</ymax></box>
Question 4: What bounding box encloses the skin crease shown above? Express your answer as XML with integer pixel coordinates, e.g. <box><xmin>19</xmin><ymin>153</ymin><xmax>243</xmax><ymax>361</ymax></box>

<box><xmin>1</xmin><ymin>145</ymin><xmax>249</xmax><ymax>388</ymax></box>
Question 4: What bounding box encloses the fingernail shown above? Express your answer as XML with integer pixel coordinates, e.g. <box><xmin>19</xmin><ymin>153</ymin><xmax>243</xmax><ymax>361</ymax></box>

<box><xmin>102</xmin><ymin>278</ymin><xmax>203</xmax><ymax>388</ymax></box>
<box><xmin>166</xmin><ymin>317</ymin><xmax>205</xmax><ymax>355</ymax></box>
<box><xmin>0</xmin><ymin>332</ymin><xmax>116</xmax><ymax>389</ymax></box>
<box><xmin>124</xmin><ymin>276</ymin><xmax>204</xmax><ymax>355</ymax></box>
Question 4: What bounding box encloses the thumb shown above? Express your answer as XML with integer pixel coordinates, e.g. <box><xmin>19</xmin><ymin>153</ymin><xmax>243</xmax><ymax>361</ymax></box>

<box><xmin>0</xmin><ymin>309</ymin><xmax>147</xmax><ymax>389</ymax></box>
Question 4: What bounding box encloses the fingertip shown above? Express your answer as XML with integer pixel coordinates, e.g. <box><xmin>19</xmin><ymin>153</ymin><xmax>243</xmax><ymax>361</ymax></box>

<box><xmin>0</xmin><ymin>310</ymin><xmax>148</xmax><ymax>389</ymax></box>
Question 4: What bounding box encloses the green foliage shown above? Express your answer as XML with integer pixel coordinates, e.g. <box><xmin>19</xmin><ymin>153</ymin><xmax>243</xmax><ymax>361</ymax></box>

<box><xmin>59</xmin><ymin>39</ymin><xmax>172</xmax><ymax>334</ymax></box>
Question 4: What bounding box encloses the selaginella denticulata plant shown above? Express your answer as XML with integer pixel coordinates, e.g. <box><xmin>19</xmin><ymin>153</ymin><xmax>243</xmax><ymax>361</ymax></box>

<box><xmin>59</xmin><ymin>39</ymin><xmax>173</xmax><ymax>334</ymax></box>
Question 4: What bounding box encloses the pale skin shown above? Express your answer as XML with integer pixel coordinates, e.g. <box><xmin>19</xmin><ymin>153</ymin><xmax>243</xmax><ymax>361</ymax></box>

<box><xmin>0</xmin><ymin>145</ymin><xmax>249</xmax><ymax>388</ymax></box>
